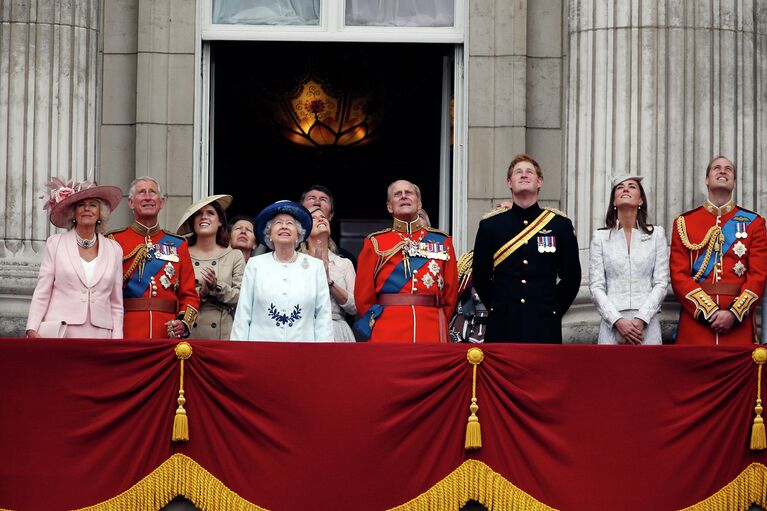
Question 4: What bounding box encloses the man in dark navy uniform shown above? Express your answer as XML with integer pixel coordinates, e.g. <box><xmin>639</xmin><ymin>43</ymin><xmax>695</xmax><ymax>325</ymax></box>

<box><xmin>472</xmin><ymin>153</ymin><xmax>581</xmax><ymax>343</ymax></box>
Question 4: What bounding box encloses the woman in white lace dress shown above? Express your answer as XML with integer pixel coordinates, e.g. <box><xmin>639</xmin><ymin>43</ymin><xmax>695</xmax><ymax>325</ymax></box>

<box><xmin>301</xmin><ymin>207</ymin><xmax>357</xmax><ymax>342</ymax></box>
<box><xmin>589</xmin><ymin>175</ymin><xmax>669</xmax><ymax>344</ymax></box>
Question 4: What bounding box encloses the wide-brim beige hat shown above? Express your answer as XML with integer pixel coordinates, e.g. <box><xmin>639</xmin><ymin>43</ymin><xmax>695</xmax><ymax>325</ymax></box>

<box><xmin>176</xmin><ymin>194</ymin><xmax>233</xmax><ymax>235</ymax></box>
<box><xmin>48</xmin><ymin>184</ymin><xmax>123</xmax><ymax>228</ymax></box>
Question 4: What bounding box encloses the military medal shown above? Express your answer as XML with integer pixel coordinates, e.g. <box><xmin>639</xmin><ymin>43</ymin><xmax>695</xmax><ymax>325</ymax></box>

<box><xmin>160</xmin><ymin>275</ymin><xmax>172</xmax><ymax>288</ymax></box>
<box><xmin>538</xmin><ymin>236</ymin><xmax>546</xmax><ymax>253</ymax></box>
<box><xmin>428</xmin><ymin>260</ymin><xmax>440</xmax><ymax>276</ymax></box>
<box><xmin>164</xmin><ymin>262</ymin><xmax>175</xmax><ymax>278</ymax></box>
<box><xmin>733</xmin><ymin>241</ymin><xmax>747</xmax><ymax>258</ymax></box>
<box><xmin>736</xmin><ymin>222</ymin><xmax>748</xmax><ymax>239</ymax></box>
<box><xmin>734</xmin><ymin>261</ymin><xmax>747</xmax><ymax>276</ymax></box>
<box><xmin>155</xmin><ymin>243</ymin><xmax>180</xmax><ymax>262</ymax></box>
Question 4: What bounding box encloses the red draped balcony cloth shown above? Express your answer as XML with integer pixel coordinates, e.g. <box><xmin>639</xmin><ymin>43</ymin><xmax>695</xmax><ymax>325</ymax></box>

<box><xmin>1</xmin><ymin>340</ymin><xmax>767</xmax><ymax>511</ymax></box>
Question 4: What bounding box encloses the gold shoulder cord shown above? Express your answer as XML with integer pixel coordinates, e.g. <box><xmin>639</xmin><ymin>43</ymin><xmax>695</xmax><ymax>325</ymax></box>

<box><xmin>370</xmin><ymin>237</ymin><xmax>406</xmax><ymax>279</ymax></box>
<box><xmin>122</xmin><ymin>245</ymin><xmax>147</xmax><ymax>283</ymax></box>
<box><xmin>675</xmin><ymin>216</ymin><xmax>723</xmax><ymax>281</ymax></box>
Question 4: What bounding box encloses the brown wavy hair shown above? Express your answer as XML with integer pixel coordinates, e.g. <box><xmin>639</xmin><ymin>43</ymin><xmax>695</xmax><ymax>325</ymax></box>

<box><xmin>187</xmin><ymin>200</ymin><xmax>230</xmax><ymax>248</ymax></box>
<box><xmin>603</xmin><ymin>179</ymin><xmax>654</xmax><ymax>235</ymax></box>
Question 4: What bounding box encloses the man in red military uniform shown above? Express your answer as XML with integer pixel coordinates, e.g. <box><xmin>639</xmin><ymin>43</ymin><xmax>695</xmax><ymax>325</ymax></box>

<box><xmin>670</xmin><ymin>156</ymin><xmax>767</xmax><ymax>345</ymax></box>
<box><xmin>354</xmin><ymin>180</ymin><xmax>457</xmax><ymax>343</ymax></box>
<box><xmin>109</xmin><ymin>177</ymin><xmax>199</xmax><ymax>339</ymax></box>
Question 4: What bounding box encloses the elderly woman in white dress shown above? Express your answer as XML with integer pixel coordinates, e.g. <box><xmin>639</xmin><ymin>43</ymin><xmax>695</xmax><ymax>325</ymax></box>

<box><xmin>301</xmin><ymin>207</ymin><xmax>357</xmax><ymax>342</ymax></box>
<box><xmin>589</xmin><ymin>175</ymin><xmax>669</xmax><ymax>344</ymax></box>
<box><xmin>231</xmin><ymin>200</ymin><xmax>333</xmax><ymax>342</ymax></box>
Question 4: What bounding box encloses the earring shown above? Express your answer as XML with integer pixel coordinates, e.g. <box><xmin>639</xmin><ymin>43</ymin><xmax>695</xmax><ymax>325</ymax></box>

<box><xmin>72</xmin><ymin>219</ymin><xmax>77</xmax><ymax>225</ymax></box>
<box><xmin>613</xmin><ymin>205</ymin><xmax>617</xmax><ymax>211</ymax></box>
<box><xmin>96</xmin><ymin>219</ymin><xmax>102</xmax><ymax>225</ymax></box>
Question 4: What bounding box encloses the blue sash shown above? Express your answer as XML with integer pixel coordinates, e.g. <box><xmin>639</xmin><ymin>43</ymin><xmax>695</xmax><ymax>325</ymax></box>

<box><xmin>124</xmin><ymin>233</ymin><xmax>182</xmax><ymax>298</ymax></box>
<box><xmin>380</xmin><ymin>232</ymin><xmax>447</xmax><ymax>294</ymax></box>
<box><xmin>692</xmin><ymin>209</ymin><xmax>756</xmax><ymax>282</ymax></box>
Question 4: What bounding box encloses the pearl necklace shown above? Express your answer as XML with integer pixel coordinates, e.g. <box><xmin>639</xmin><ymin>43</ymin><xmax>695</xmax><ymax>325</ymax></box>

<box><xmin>272</xmin><ymin>251</ymin><xmax>298</xmax><ymax>264</ymax></box>
<box><xmin>75</xmin><ymin>231</ymin><xmax>97</xmax><ymax>249</ymax></box>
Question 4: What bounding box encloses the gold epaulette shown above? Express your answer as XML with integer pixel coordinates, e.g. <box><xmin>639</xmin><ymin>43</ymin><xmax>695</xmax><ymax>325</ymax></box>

<box><xmin>457</xmin><ymin>251</ymin><xmax>474</xmax><ymax>281</ymax></box>
<box><xmin>685</xmin><ymin>288</ymin><xmax>719</xmax><ymax>320</ymax></box>
<box><xmin>425</xmin><ymin>226</ymin><xmax>449</xmax><ymax>237</ymax></box>
<box><xmin>482</xmin><ymin>207</ymin><xmax>508</xmax><ymax>220</ymax></box>
<box><xmin>105</xmin><ymin>227</ymin><xmax>127</xmax><ymax>240</ymax></box>
<box><xmin>731</xmin><ymin>289</ymin><xmax>759</xmax><ymax>322</ymax></box>
<box><xmin>544</xmin><ymin>206</ymin><xmax>568</xmax><ymax>218</ymax></box>
<box><xmin>366</xmin><ymin>228</ymin><xmax>392</xmax><ymax>239</ymax></box>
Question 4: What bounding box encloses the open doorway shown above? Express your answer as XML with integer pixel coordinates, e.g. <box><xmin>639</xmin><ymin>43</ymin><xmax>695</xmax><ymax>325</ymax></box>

<box><xmin>210</xmin><ymin>41</ymin><xmax>454</xmax><ymax>257</ymax></box>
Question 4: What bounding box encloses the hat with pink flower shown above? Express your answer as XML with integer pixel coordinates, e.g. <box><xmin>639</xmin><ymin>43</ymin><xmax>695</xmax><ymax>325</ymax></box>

<box><xmin>42</xmin><ymin>176</ymin><xmax>123</xmax><ymax>228</ymax></box>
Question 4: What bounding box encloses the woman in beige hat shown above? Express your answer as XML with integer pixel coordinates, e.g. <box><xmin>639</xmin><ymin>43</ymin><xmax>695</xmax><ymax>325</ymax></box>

<box><xmin>177</xmin><ymin>195</ymin><xmax>244</xmax><ymax>340</ymax></box>
<box><xmin>26</xmin><ymin>177</ymin><xmax>124</xmax><ymax>338</ymax></box>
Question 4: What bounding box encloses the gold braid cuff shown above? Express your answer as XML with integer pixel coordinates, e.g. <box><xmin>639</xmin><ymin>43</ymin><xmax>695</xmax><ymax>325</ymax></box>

<box><xmin>675</xmin><ymin>216</ymin><xmax>723</xmax><ymax>281</ymax></box>
<box><xmin>180</xmin><ymin>305</ymin><xmax>199</xmax><ymax>332</ymax></box>
<box><xmin>685</xmin><ymin>288</ymin><xmax>719</xmax><ymax>320</ymax></box>
<box><xmin>731</xmin><ymin>289</ymin><xmax>759</xmax><ymax>322</ymax></box>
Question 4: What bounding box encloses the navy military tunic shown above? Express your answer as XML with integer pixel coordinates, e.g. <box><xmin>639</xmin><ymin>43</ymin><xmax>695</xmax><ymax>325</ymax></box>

<box><xmin>472</xmin><ymin>203</ymin><xmax>581</xmax><ymax>343</ymax></box>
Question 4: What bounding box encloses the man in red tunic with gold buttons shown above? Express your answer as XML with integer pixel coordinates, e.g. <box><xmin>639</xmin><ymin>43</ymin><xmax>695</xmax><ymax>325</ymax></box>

<box><xmin>670</xmin><ymin>156</ymin><xmax>767</xmax><ymax>345</ymax></box>
<box><xmin>354</xmin><ymin>180</ymin><xmax>457</xmax><ymax>343</ymax></box>
<box><xmin>109</xmin><ymin>177</ymin><xmax>199</xmax><ymax>339</ymax></box>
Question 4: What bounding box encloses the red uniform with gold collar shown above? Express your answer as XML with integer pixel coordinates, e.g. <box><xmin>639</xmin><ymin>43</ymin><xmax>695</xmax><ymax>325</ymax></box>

<box><xmin>670</xmin><ymin>200</ymin><xmax>767</xmax><ymax>345</ymax></box>
<box><xmin>109</xmin><ymin>223</ymin><xmax>199</xmax><ymax>339</ymax></box>
<box><xmin>355</xmin><ymin>218</ymin><xmax>458</xmax><ymax>343</ymax></box>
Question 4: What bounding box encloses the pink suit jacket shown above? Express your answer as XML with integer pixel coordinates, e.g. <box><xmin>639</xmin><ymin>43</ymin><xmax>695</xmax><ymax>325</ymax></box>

<box><xmin>26</xmin><ymin>230</ymin><xmax>124</xmax><ymax>338</ymax></box>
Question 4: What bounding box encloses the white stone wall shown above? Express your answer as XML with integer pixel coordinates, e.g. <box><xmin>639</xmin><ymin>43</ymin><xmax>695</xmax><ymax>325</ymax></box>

<box><xmin>0</xmin><ymin>0</ymin><xmax>100</xmax><ymax>335</ymax></box>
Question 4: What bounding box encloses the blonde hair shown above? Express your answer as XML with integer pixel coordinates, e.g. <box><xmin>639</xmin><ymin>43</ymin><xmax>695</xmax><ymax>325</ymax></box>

<box><xmin>66</xmin><ymin>199</ymin><xmax>111</xmax><ymax>234</ymax></box>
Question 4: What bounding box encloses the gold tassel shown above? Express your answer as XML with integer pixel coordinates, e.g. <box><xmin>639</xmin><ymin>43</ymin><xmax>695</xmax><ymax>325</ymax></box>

<box><xmin>752</xmin><ymin>348</ymin><xmax>767</xmax><ymax>450</ymax></box>
<box><xmin>465</xmin><ymin>347</ymin><xmax>484</xmax><ymax>450</ymax></box>
<box><xmin>173</xmin><ymin>342</ymin><xmax>193</xmax><ymax>442</ymax></box>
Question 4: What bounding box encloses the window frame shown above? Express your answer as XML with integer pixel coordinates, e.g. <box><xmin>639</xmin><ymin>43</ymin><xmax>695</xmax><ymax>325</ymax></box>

<box><xmin>202</xmin><ymin>0</ymin><xmax>465</xmax><ymax>43</ymax></box>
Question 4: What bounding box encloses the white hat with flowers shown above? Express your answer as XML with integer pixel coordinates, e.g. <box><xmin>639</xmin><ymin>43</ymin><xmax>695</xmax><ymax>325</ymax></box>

<box><xmin>41</xmin><ymin>176</ymin><xmax>123</xmax><ymax>228</ymax></box>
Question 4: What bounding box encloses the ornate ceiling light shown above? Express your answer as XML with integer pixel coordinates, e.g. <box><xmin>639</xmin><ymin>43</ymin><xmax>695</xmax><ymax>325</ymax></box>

<box><xmin>276</xmin><ymin>77</ymin><xmax>378</xmax><ymax>148</ymax></box>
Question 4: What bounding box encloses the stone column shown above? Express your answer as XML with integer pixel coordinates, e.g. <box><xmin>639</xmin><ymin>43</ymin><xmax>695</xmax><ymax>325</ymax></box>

<box><xmin>565</xmin><ymin>0</ymin><xmax>767</xmax><ymax>340</ymax></box>
<box><xmin>0</xmin><ymin>0</ymin><xmax>99</xmax><ymax>334</ymax></box>
<box><xmin>567</xmin><ymin>0</ymin><xmax>767</xmax><ymax>240</ymax></box>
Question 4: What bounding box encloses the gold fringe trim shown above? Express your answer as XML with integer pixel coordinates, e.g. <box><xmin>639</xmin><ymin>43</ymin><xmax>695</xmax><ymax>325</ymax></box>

<box><xmin>386</xmin><ymin>459</ymin><xmax>557</xmax><ymax>511</ymax></box>
<box><xmin>679</xmin><ymin>463</ymin><xmax>767</xmax><ymax>511</ymax></box>
<box><xmin>2</xmin><ymin>460</ymin><xmax>767</xmax><ymax>511</ymax></box>
<box><xmin>70</xmin><ymin>453</ymin><xmax>269</xmax><ymax>511</ymax></box>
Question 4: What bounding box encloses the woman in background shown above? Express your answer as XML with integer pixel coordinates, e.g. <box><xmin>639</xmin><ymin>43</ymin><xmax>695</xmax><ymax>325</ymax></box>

<box><xmin>301</xmin><ymin>207</ymin><xmax>357</xmax><ymax>342</ymax></box>
<box><xmin>229</xmin><ymin>215</ymin><xmax>257</xmax><ymax>263</ymax></box>
<box><xmin>589</xmin><ymin>175</ymin><xmax>668</xmax><ymax>344</ymax></box>
<box><xmin>26</xmin><ymin>178</ymin><xmax>124</xmax><ymax>338</ymax></box>
<box><xmin>177</xmin><ymin>195</ymin><xmax>244</xmax><ymax>340</ymax></box>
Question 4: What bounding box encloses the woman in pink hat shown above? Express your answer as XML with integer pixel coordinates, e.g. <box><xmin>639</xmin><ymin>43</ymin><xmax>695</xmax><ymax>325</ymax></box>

<box><xmin>26</xmin><ymin>177</ymin><xmax>125</xmax><ymax>339</ymax></box>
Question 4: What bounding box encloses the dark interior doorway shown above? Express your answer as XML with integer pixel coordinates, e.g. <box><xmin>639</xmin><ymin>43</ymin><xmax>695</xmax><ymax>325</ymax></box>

<box><xmin>210</xmin><ymin>41</ymin><xmax>453</xmax><ymax>257</ymax></box>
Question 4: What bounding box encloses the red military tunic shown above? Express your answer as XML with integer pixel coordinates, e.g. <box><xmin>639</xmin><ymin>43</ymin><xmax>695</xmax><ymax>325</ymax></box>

<box><xmin>670</xmin><ymin>200</ymin><xmax>767</xmax><ymax>345</ymax></box>
<box><xmin>355</xmin><ymin>218</ymin><xmax>458</xmax><ymax>343</ymax></box>
<box><xmin>109</xmin><ymin>223</ymin><xmax>199</xmax><ymax>339</ymax></box>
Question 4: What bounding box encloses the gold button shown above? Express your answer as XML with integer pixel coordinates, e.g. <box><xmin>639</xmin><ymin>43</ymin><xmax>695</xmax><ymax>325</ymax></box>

<box><xmin>521</xmin><ymin>279</ymin><xmax>527</xmax><ymax>284</ymax></box>
<box><xmin>520</xmin><ymin>299</ymin><xmax>526</xmax><ymax>304</ymax></box>
<box><xmin>553</xmin><ymin>311</ymin><xmax>557</xmax><ymax>315</ymax></box>
<box><xmin>524</xmin><ymin>241</ymin><xmax>528</xmax><ymax>245</ymax></box>
<box><xmin>523</xmin><ymin>260</ymin><xmax>528</xmax><ymax>265</ymax></box>
<box><xmin>523</xmin><ymin>220</ymin><xmax>529</xmax><ymax>226</ymax></box>
<box><xmin>151</xmin><ymin>291</ymin><xmax>157</xmax><ymax>297</ymax></box>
